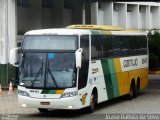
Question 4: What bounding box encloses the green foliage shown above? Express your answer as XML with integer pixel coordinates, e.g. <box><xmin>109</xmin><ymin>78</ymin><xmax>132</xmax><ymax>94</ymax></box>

<box><xmin>149</xmin><ymin>52</ymin><xmax>160</xmax><ymax>70</ymax></box>
<box><xmin>148</xmin><ymin>31</ymin><xmax>160</xmax><ymax>70</ymax></box>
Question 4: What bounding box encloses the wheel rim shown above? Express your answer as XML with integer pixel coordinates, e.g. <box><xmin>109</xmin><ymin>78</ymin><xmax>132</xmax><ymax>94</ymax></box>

<box><xmin>90</xmin><ymin>94</ymin><xmax>95</xmax><ymax>110</ymax></box>
<box><xmin>130</xmin><ymin>87</ymin><xmax>133</xmax><ymax>97</ymax></box>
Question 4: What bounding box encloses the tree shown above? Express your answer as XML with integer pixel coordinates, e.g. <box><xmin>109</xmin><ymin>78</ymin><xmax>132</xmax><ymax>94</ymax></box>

<box><xmin>148</xmin><ymin>31</ymin><xmax>160</xmax><ymax>70</ymax></box>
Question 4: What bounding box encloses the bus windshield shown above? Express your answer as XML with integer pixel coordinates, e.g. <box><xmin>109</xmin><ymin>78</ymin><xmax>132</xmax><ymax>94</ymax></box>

<box><xmin>19</xmin><ymin>52</ymin><xmax>77</xmax><ymax>89</ymax></box>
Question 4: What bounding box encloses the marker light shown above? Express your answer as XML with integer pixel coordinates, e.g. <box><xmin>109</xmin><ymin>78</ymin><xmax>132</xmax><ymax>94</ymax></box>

<box><xmin>61</xmin><ymin>91</ymin><xmax>78</xmax><ymax>98</ymax></box>
<box><xmin>68</xmin><ymin>106</ymin><xmax>73</xmax><ymax>109</ymax></box>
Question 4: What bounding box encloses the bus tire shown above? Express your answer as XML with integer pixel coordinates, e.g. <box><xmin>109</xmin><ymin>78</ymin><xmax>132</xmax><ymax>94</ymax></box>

<box><xmin>133</xmin><ymin>80</ymin><xmax>139</xmax><ymax>98</ymax></box>
<box><xmin>86</xmin><ymin>90</ymin><xmax>97</xmax><ymax>113</ymax></box>
<box><xmin>127</xmin><ymin>83</ymin><xmax>135</xmax><ymax>100</ymax></box>
<box><xmin>137</xmin><ymin>79</ymin><xmax>140</xmax><ymax>93</ymax></box>
<box><xmin>133</xmin><ymin>84</ymin><xmax>138</xmax><ymax>98</ymax></box>
<box><xmin>38</xmin><ymin>108</ymin><xmax>48</xmax><ymax>113</ymax></box>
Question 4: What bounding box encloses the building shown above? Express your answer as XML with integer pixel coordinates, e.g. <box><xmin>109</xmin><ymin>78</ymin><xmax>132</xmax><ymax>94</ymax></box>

<box><xmin>0</xmin><ymin>0</ymin><xmax>160</xmax><ymax>87</ymax></box>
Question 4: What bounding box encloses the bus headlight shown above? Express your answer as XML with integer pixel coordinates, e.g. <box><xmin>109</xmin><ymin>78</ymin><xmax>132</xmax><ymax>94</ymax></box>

<box><xmin>61</xmin><ymin>91</ymin><xmax>78</xmax><ymax>98</ymax></box>
<box><xmin>18</xmin><ymin>90</ymin><xmax>30</xmax><ymax>97</ymax></box>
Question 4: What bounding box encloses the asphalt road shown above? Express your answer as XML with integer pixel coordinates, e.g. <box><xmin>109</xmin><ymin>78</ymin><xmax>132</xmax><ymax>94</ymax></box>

<box><xmin>0</xmin><ymin>74</ymin><xmax>160</xmax><ymax>120</ymax></box>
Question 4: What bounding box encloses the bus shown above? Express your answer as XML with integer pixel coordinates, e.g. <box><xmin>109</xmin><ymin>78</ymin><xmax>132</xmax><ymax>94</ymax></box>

<box><xmin>10</xmin><ymin>25</ymin><xmax>148</xmax><ymax>113</ymax></box>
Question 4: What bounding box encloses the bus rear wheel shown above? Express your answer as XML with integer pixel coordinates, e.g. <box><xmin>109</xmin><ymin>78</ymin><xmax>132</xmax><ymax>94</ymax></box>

<box><xmin>127</xmin><ymin>81</ymin><xmax>138</xmax><ymax>99</ymax></box>
<box><xmin>127</xmin><ymin>83</ymin><xmax>135</xmax><ymax>99</ymax></box>
<box><xmin>38</xmin><ymin>108</ymin><xmax>48</xmax><ymax>113</ymax></box>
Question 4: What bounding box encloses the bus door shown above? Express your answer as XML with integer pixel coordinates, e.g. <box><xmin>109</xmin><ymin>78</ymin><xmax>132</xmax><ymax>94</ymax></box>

<box><xmin>78</xmin><ymin>35</ymin><xmax>89</xmax><ymax>91</ymax></box>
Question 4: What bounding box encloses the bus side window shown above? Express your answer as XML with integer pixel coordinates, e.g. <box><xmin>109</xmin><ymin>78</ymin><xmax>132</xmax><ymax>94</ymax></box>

<box><xmin>120</xmin><ymin>36</ymin><xmax>129</xmax><ymax>57</ymax></box>
<box><xmin>91</xmin><ymin>35</ymin><xmax>113</xmax><ymax>59</ymax></box>
<box><xmin>102</xmin><ymin>36</ymin><xmax>112</xmax><ymax>58</ymax></box>
<box><xmin>91</xmin><ymin>35</ymin><xmax>102</xmax><ymax>60</ymax></box>
<box><xmin>128</xmin><ymin>36</ymin><xmax>147</xmax><ymax>56</ymax></box>
<box><xmin>112</xmin><ymin>36</ymin><xmax>121</xmax><ymax>57</ymax></box>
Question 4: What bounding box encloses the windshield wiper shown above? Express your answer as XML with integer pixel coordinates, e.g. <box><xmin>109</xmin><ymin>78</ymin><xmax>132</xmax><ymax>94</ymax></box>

<box><xmin>46</xmin><ymin>60</ymin><xmax>58</xmax><ymax>88</ymax></box>
<box><xmin>48</xmin><ymin>67</ymin><xmax>58</xmax><ymax>87</ymax></box>
<box><xmin>31</xmin><ymin>60</ymin><xmax>43</xmax><ymax>87</ymax></box>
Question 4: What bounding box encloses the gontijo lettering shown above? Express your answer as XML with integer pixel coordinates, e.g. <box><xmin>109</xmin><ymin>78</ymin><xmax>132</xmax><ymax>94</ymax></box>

<box><xmin>123</xmin><ymin>58</ymin><xmax>138</xmax><ymax>68</ymax></box>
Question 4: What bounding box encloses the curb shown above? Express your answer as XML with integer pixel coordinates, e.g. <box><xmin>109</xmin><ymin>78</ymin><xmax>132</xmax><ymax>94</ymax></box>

<box><xmin>149</xmin><ymin>71</ymin><xmax>160</xmax><ymax>74</ymax></box>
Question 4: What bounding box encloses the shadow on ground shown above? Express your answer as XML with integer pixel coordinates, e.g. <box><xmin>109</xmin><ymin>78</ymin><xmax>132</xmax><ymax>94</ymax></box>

<box><xmin>19</xmin><ymin>92</ymin><xmax>147</xmax><ymax>120</ymax></box>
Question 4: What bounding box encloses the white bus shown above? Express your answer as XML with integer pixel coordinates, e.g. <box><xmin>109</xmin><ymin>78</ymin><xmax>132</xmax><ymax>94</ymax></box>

<box><xmin>10</xmin><ymin>25</ymin><xmax>148</xmax><ymax>113</ymax></box>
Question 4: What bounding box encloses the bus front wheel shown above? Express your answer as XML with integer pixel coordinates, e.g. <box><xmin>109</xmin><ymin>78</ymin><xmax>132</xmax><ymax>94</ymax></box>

<box><xmin>38</xmin><ymin>108</ymin><xmax>48</xmax><ymax>113</ymax></box>
<box><xmin>86</xmin><ymin>91</ymin><xmax>97</xmax><ymax>113</ymax></box>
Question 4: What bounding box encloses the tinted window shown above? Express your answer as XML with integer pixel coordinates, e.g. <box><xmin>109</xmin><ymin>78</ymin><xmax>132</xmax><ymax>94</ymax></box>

<box><xmin>42</xmin><ymin>0</ymin><xmax>54</xmax><ymax>8</ymax></box>
<box><xmin>17</xmin><ymin>0</ymin><xmax>30</xmax><ymax>8</ymax></box>
<box><xmin>91</xmin><ymin>35</ymin><xmax>147</xmax><ymax>60</ymax></box>
<box><xmin>91</xmin><ymin>35</ymin><xmax>103</xmax><ymax>59</ymax></box>
<box><xmin>128</xmin><ymin>36</ymin><xmax>147</xmax><ymax>55</ymax></box>
<box><xmin>91</xmin><ymin>35</ymin><xmax>112</xmax><ymax>59</ymax></box>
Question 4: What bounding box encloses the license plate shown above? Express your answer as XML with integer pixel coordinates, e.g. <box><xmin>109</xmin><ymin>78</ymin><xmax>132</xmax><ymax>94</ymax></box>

<box><xmin>40</xmin><ymin>102</ymin><xmax>50</xmax><ymax>105</ymax></box>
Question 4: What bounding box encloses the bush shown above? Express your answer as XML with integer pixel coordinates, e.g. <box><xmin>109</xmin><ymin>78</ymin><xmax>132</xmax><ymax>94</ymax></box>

<box><xmin>148</xmin><ymin>31</ymin><xmax>160</xmax><ymax>71</ymax></box>
<box><xmin>149</xmin><ymin>52</ymin><xmax>160</xmax><ymax>70</ymax></box>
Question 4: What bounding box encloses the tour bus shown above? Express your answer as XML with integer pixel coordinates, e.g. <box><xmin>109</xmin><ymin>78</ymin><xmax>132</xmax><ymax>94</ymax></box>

<box><xmin>10</xmin><ymin>25</ymin><xmax>148</xmax><ymax>113</ymax></box>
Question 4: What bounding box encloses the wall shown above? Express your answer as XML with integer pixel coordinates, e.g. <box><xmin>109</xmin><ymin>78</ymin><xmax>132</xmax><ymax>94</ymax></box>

<box><xmin>151</xmin><ymin>6</ymin><xmax>160</xmax><ymax>28</ymax></box>
<box><xmin>0</xmin><ymin>0</ymin><xmax>17</xmax><ymax>87</ymax></box>
<box><xmin>92</xmin><ymin>2</ymin><xmax>160</xmax><ymax>30</ymax></box>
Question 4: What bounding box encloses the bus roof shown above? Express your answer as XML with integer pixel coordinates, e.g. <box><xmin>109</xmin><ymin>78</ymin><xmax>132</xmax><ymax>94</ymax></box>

<box><xmin>25</xmin><ymin>28</ymin><xmax>91</xmax><ymax>36</ymax></box>
<box><xmin>67</xmin><ymin>24</ymin><xmax>124</xmax><ymax>31</ymax></box>
<box><xmin>25</xmin><ymin>25</ymin><xmax>147</xmax><ymax>36</ymax></box>
<box><xmin>66</xmin><ymin>24</ymin><xmax>147</xmax><ymax>36</ymax></box>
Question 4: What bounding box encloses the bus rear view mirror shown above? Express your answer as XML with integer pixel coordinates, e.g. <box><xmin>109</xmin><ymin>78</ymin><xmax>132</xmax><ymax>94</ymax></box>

<box><xmin>75</xmin><ymin>48</ymin><xmax>83</xmax><ymax>68</ymax></box>
<box><xmin>9</xmin><ymin>47</ymin><xmax>20</xmax><ymax>67</ymax></box>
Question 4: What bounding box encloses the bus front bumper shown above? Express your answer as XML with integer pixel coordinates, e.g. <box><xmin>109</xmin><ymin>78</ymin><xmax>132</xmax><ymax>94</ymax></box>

<box><xmin>18</xmin><ymin>95</ymin><xmax>81</xmax><ymax>110</ymax></box>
